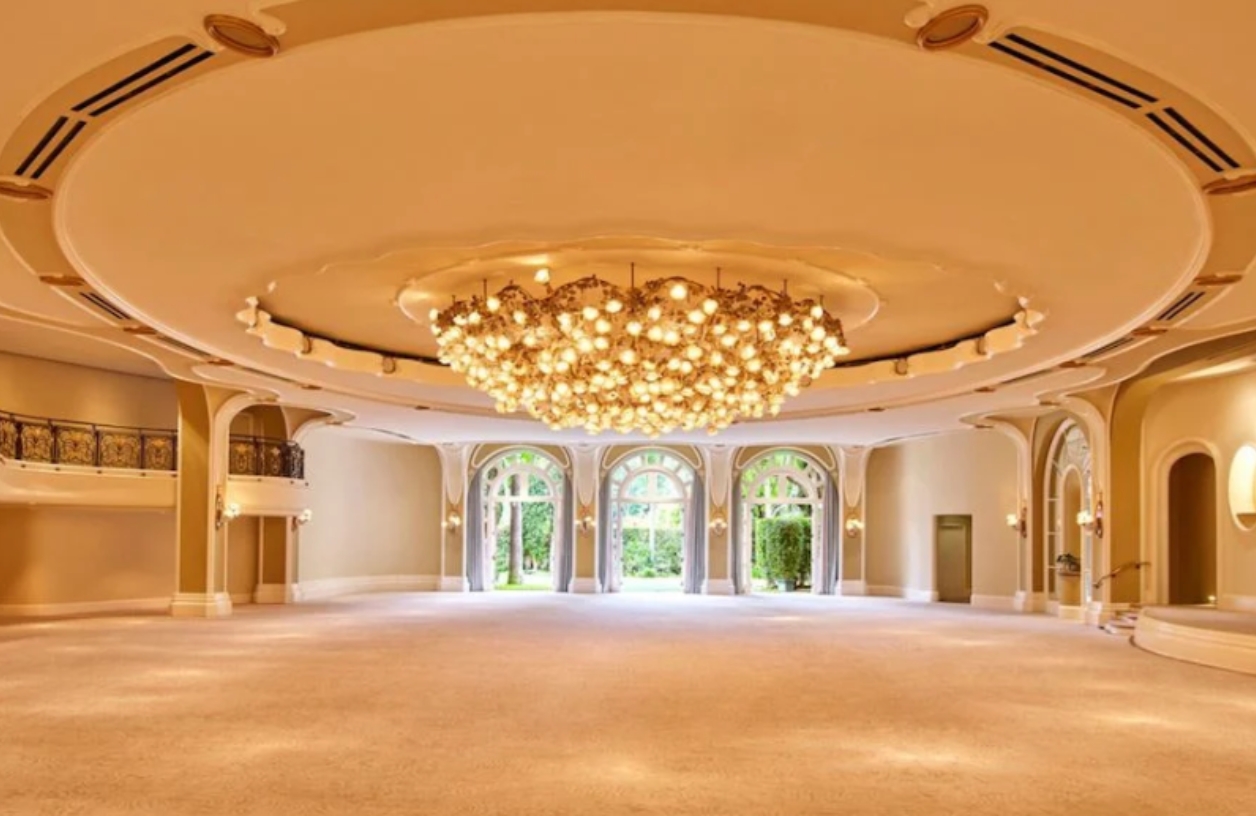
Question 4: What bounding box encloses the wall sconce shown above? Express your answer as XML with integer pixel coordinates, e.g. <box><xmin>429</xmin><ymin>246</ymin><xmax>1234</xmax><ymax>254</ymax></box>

<box><xmin>1006</xmin><ymin>505</ymin><xmax>1027</xmax><ymax>539</ymax></box>
<box><xmin>1076</xmin><ymin>494</ymin><xmax>1104</xmax><ymax>538</ymax></box>
<box><xmin>296</xmin><ymin>508</ymin><xmax>313</xmax><ymax>526</ymax></box>
<box><xmin>708</xmin><ymin>516</ymin><xmax>728</xmax><ymax>536</ymax></box>
<box><xmin>845</xmin><ymin>517</ymin><xmax>864</xmax><ymax>536</ymax></box>
<box><xmin>215</xmin><ymin>486</ymin><xmax>242</xmax><ymax>529</ymax></box>
<box><xmin>442</xmin><ymin>512</ymin><xmax>463</xmax><ymax>533</ymax></box>
<box><xmin>577</xmin><ymin>514</ymin><xmax>596</xmax><ymax>533</ymax></box>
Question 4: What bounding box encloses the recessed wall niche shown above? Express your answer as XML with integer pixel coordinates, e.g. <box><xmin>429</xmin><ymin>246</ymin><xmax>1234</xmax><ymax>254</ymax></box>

<box><xmin>1227</xmin><ymin>444</ymin><xmax>1256</xmax><ymax>530</ymax></box>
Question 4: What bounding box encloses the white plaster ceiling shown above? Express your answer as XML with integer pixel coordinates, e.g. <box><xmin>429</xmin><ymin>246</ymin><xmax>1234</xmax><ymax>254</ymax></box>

<box><xmin>1</xmin><ymin>0</ymin><xmax>1255</xmax><ymax>445</ymax></box>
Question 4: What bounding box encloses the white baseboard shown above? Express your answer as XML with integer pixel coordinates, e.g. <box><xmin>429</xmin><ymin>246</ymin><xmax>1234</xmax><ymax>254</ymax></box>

<box><xmin>229</xmin><ymin>592</ymin><xmax>253</xmax><ymax>605</ymax></box>
<box><xmin>253</xmin><ymin>583</ymin><xmax>299</xmax><ymax>604</ymax></box>
<box><xmin>569</xmin><ymin>577</ymin><xmax>602</xmax><ymax>594</ymax></box>
<box><xmin>906</xmin><ymin>588</ymin><xmax>938</xmax><ymax>603</ymax></box>
<box><xmin>1013</xmin><ymin>591</ymin><xmax>1046</xmax><ymax>613</ymax></box>
<box><xmin>1221</xmin><ymin>594</ymin><xmax>1256</xmax><ymax>613</ymax></box>
<box><xmin>0</xmin><ymin>596</ymin><xmax>170</xmax><ymax>618</ymax></box>
<box><xmin>1085</xmin><ymin>601</ymin><xmax>1129</xmax><ymax>627</ymax></box>
<box><xmin>702</xmin><ymin>578</ymin><xmax>736</xmax><ymax>595</ymax></box>
<box><xmin>297</xmin><ymin>574</ymin><xmax>442</xmax><ymax>602</ymax></box>
<box><xmin>1135</xmin><ymin>613</ymin><xmax>1256</xmax><ymax>676</ymax></box>
<box><xmin>840</xmin><ymin>580</ymin><xmax>867</xmax><ymax>596</ymax></box>
<box><xmin>170</xmin><ymin>592</ymin><xmax>233</xmax><ymax>618</ymax></box>
<box><xmin>866</xmin><ymin>584</ymin><xmax>904</xmax><ymax>598</ymax></box>
<box><xmin>971</xmin><ymin>594</ymin><xmax>1017</xmax><ymax>611</ymax></box>
<box><xmin>439</xmin><ymin>576</ymin><xmax>469</xmax><ymax>592</ymax></box>
<box><xmin>1056</xmin><ymin>604</ymin><xmax>1086</xmax><ymax>622</ymax></box>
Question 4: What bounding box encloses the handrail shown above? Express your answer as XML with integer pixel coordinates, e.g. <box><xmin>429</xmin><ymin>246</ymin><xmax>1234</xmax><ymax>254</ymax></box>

<box><xmin>1093</xmin><ymin>561</ymin><xmax>1149</xmax><ymax>590</ymax></box>
<box><xmin>0</xmin><ymin>408</ymin><xmax>177</xmax><ymax>471</ymax></box>
<box><xmin>228</xmin><ymin>434</ymin><xmax>305</xmax><ymax>480</ymax></box>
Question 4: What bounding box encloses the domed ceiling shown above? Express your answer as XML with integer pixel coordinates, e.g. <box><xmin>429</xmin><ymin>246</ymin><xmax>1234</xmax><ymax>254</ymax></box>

<box><xmin>2</xmin><ymin>0</ymin><xmax>1256</xmax><ymax>444</ymax></box>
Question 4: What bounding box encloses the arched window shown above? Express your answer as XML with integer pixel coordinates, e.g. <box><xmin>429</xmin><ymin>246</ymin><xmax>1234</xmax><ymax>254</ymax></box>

<box><xmin>738</xmin><ymin>451</ymin><xmax>828</xmax><ymax>592</ymax></box>
<box><xmin>474</xmin><ymin>449</ymin><xmax>566</xmax><ymax>591</ymax></box>
<box><xmin>1044</xmin><ymin>422</ymin><xmax>1094</xmax><ymax>611</ymax></box>
<box><xmin>606</xmin><ymin>451</ymin><xmax>696</xmax><ymax>592</ymax></box>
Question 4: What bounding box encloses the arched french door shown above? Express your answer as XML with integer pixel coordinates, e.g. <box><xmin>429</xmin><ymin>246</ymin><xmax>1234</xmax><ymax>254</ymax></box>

<box><xmin>1044</xmin><ymin>422</ymin><xmax>1095</xmax><ymax>617</ymax></box>
<box><xmin>601</xmin><ymin>450</ymin><xmax>702</xmax><ymax>593</ymax></box>
<box><xmin>470</xmin><ymin>449</ymin><xmax>569</xmax><ymax>592</ymax></box>
<box><xmin>736</xmin><ymin>451</ymin><xmax>830</xmax><ymax>593</ymax></box>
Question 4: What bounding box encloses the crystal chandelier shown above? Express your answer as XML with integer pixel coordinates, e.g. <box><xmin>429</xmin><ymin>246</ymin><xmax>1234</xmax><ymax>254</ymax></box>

<box><xmin>431</xmin><ymin>268</ymin><xmax>848</xmax><ymax>436</ymax></box>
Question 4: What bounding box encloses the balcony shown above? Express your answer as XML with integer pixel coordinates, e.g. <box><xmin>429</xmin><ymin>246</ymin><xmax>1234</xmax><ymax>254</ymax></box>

<box><xmin>0</xmin><ymin>410</ymin><xmax>177</xmax><ymax>507</ymax></box>
<box><xmin>228</xmin><ymin>435</ymin><xmax>305</xmax><ymax>480</ymax></box>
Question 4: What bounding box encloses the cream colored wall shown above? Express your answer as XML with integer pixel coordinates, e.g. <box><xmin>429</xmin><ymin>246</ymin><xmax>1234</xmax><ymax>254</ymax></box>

<box><xmin>1143</xmin><ymin>371</ymin><xmax>1256</xmax><ymax>606</ymax></box>
<box><xmin>866</xmin><ymin>430</ymin><xmax>1019</xmax><ymax>599</ymax></box>
<box><xmin>0</xmin><ymin>351</ymin><xmax>176</xmax><ymax>428</ymax></box>
<box><xmin>0</xmin><ymin>506</ymin><xmax>174</xmax><ymax>606</ymax></box>
<box><xmin>298</xmin><ymin>429</ymin><xmax>442</xmax><ymax>581</ymax></box>
<box><xmin>227</xmin><ymin>516</ymin><xmax>260</xmax><ymax>602</ymax></box>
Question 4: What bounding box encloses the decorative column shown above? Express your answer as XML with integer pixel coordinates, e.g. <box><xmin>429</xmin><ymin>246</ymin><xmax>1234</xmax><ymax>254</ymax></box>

<box><xmin>986</xmin><ymin>418</ymin><xmax>1037</xmax><ymax>612</ymax></box>
<box><xmin>435</xmin><ymin>443</ymin><xmax>472</xmax><ymax>591</ymax></box>
<box><xmin>1060</xmin><ymin>395</ymin><xmax>1119</xmax><ymax>625</ymax></box>
<box><xmin>836</xmin><ymin>446</ymin><xmax>869</xmax><ymax>595</ymax></box>
<box><xmin>568</xmin><ymin>445</ymin><xmax>604</xmax><ymax>593</ymax></box>
<box><xmin>701</xmin><ymin>446</ymin><xmax>737</xmax><ymax>594</ymax></box>
<box><xmin>170</xmin><ymin>383</ymin><xmax>243</xmax><ymax>618</ymax></box>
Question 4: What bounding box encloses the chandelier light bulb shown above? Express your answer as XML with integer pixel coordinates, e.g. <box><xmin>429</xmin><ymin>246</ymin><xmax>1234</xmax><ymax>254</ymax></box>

<box><xmin>534</xmin><ymin>267</ymin><xmax>551</xmax><ymax>284</ymax></box>
<box><xmin>430</xmin><ymin>271</ymin><xmax>848</xmax><ymax>435</ymax></box>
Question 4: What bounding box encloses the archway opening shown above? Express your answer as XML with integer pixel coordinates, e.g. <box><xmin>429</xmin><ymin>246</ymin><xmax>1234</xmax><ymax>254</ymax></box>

<box><xmin>478</xmin><ymin>450</ymin><xmax>565</xmax><ymax>591</ymax></box>
<box><xmin>739</xmin><ymin>451</ymin><xmax>826</xmax><ymax>592</ymax></box>
<box><xmin>1045</xmin><ymin>421</ymin><xmax>1094</xmax><ymax>616</ymax></box>
<box><xmin>1168</xmin><ymin>453</ymin><xmax>1217</xmax><ymax>606</ymax></box>
<box><xmin>607</xmin><ymin>451</ymin><xmax>695</xmax><ymax>593</ymax></box>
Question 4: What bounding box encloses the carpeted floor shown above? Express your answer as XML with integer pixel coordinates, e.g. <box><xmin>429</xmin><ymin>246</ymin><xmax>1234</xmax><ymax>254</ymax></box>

<box><xmin>2</xmin><ymin>593</ymin><xmax>1255</xmax><ymax>816</ymax></box>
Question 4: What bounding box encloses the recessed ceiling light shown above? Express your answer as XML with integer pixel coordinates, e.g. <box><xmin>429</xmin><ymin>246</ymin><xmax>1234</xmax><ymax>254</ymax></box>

<box><xmin>204</xmin><ymin>14</ymin><xmax>280</xmax><ymax>58</ymax></box>
<box><xmin>0</xmin><ymin>179</ymin><xmax>52</xmax><ymax>201</ymax></box>
<box><xmin>916</xmin><ymin>5</ymin><xmax>989</xmax><ymax>51</ymax></box>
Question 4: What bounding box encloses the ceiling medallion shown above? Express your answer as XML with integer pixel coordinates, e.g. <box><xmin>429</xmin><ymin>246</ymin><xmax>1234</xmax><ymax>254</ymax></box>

<box><xmin>204</xmin><ymin>14</ymin><xmax>280</xmax><ymax>58</ymax></box>
<box><xmin>916</xmin><ymin>5</ymin><xmax>989</xmax><ymax>51</ymax></box>
<box><xmin>431</xmin><ymin>268</ymin><xmax>848</xmax><ymax>436</ymax></box>
<box><xmin>0</xmin><ymin>178</ymin><xmax>53</xmax><ymax>201</ymax></box>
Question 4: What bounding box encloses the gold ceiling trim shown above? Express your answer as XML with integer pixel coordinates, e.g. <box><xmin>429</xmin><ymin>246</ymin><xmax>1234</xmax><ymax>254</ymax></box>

<box><xmin>0</xmin><ymin>179</ymin><xmax>53</xmax><ymax>201</ymax></box>
<box><xmin>1203</xmin><ymin>172</ymin><xmax>1256</xmax><ymax>196</ymax></box>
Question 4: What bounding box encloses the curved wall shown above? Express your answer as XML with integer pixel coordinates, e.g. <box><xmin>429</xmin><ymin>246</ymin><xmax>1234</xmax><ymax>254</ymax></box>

<box><xmin>297</xmin><ymin>429</ymin><xmax>442</xmax><ymax>587</ymax></box>
<box><xmin>1143</xmin><ymin>370</ymin><xmax>1256</xmax><ymax>609</ymax></box>
<box><xmin>866</xmin><ymin>430</ymin><xmax>1019</xmax><ymax>604</ymax></box>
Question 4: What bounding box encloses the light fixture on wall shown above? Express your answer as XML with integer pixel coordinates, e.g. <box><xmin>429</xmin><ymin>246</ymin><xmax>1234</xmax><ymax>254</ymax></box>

<box><xmin>215</xmin><ymin>486</ymin><xmax>242</xmax><ymax>529</ymax></box>
<box><xmin>708</xmin><ymin>516</ymin><xmax>728</xmax><ymax>536</ymax></box>
<box><xmin>1076</xmin><ymin>494</ymin><xmax>1104</xmax><ymax>538</ymax></box>
<box><xmin>295</xmin><ymin>508</ymin><xmax>313</xmax><ymax>526</ymax></box>
<box><xmin>845</xmin><ymin>516</ymin><xmax>864</xmax><ymax>536</ymax></box>
<box><xmin>1006</xmin><ymin>505</ymin><xmax>1027</xmax><ymax>539</ymax></box>
<box><xmin>577</xmin><ymin>514</ymin><xmax>596</xmax><ymax>532</ymax></box>
<box><xmin>442</xmin><ymin>512</ymin><xmax>463</xmax><ymax>533</ymax></box>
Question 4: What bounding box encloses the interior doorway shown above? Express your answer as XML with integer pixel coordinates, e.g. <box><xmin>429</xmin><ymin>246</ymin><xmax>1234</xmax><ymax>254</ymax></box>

<box><xmin>935</xmin><ymin>515</ymin><xmax>972</xmax><ymax>603</ymax></box>
<box><xmin>1168</xmin><ymin>453</ymin><xmax>1218</xmax><ymax>605</ymax></box>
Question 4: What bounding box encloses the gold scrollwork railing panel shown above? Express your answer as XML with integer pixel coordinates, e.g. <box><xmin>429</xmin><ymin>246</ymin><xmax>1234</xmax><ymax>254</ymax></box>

<box><xmin>228</xmin><ymin>435</ymin><xmax>305</xmax><ymax>480</ymax></box>
<box><xmin>0</xmin><ymin>409</ymin><xmax>178</xmax><ymax>472</ymax></box>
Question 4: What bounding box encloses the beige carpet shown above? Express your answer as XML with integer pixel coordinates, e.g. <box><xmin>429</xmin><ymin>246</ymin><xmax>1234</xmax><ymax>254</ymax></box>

<box><xmin>2</xmin><ymin>593</ymin><xmax>1255</xmax><ymax>816</ymax></box>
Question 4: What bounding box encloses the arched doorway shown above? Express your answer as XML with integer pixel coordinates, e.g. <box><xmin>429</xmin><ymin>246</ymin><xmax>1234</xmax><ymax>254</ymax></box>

<box><xmin>736</xmin><ymin>450</ymin><xmax>829</xmax><ymax>593</ymax></box>
<box><xmin>1044</xmin><ymin>422</ymin><xmax>1095</xmax><ymax>618</ymax></box>
<box><xmin>471</xmin><ymin>449</ymin><xmax>568</xmax><ymax>592</ymax></box>
<box><xmin>1168</xmin><ymin>453</ymin><xmax>1218</xmax><ymax>605</ymax></box>
<box><xmin>601</xmin><ymin>450</ymin><xmax>702</xmax><ymax>593</ymax></box>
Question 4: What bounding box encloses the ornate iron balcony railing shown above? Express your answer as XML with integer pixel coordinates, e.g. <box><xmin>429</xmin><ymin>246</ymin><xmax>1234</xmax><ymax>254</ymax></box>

<box><xmin>228</xmin><ymin>435</ymin><xmax>305</xmax><ymax>480</ymax></box>
<box><xmin>0</xmin><ymin>410</ymin><xmax>177</xmax><ymax>471</ymax></box>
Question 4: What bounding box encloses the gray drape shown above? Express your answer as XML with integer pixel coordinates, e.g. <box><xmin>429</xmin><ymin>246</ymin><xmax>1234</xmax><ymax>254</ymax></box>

<box><xmin>684</xmin><ymin>474</ymin><xmax>707</xmax><ymax>594</ymax></box>
<box><xmin>554</xmin><ymin>475</ymin><xmax>574</xmax><ymax>592</ymax></box>
<box><xmin>820</xmin><ymin>471</ymin><xmax>841</xmax><ymax>594</ymax></box>
<box><xmin>731</xmin><ymin>478</ymin><xmax>746</xmax><ymax>594</ymax></box>
<box><xmin>466</xmin><ymin>468</ymin><xmax>485</xmax><ymax>592</ymax></box>
<box><xmin>596</xmin><ymin>474</ymin><xmax>613</xmax><ymax>592</ymax></box>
